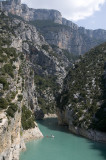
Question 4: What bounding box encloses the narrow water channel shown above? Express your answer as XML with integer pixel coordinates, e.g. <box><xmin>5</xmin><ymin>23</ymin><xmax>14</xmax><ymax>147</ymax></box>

<box><xmin>20</xmin><ymin>118</ymin><xmax>106</xmax><ymax>160</ymax></box>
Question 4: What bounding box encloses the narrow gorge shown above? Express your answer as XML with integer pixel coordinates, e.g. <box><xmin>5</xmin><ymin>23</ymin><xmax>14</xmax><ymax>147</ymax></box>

<box><xmin>0</xmin><ymin>0</ymin><xmax>106</xmax><ymax>160</ymax></box>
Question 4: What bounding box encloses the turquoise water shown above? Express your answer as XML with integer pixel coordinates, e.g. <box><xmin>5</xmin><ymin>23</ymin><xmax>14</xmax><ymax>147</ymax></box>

<box><xmin>20</xmin><ymin>118</ymin><xmax>106</xmax><ymax>160</ymax></box>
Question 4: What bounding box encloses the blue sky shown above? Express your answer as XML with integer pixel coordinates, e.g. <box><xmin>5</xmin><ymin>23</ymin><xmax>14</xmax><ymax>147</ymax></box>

<box><xmin>76</xmin><ymin>2</ymin><xmax>106</xmax><ymax>30</ymax></box>
<box><xmin>22</xmin><ymin>0</ymin><xmax>106</xmax><ymax>30</ymax></box>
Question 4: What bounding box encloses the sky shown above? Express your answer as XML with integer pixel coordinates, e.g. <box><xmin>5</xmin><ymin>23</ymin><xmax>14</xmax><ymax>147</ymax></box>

<box><xmin>21</xmin><ymin>0</ymin><xmax>106</xmax><ymax>30</ymax></box>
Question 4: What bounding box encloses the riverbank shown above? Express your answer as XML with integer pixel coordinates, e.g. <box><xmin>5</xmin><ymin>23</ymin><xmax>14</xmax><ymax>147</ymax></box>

<box><xmin>57</xmin><ymin>109</ymin><xmax>106</xmax><ymax>143</ymax></box>
<box><xmin>20</xmin><ymin>118</ymin><xmax>106</xmax><ymax>160</ymax></box>
<box><xmin>44</xmin><ymin>114</ymin><xmax>57</xmax><ymax>119</ymax></box>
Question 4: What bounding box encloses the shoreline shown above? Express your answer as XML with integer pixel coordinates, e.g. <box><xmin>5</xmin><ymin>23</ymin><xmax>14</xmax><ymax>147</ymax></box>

<box><xmin>68</xmin><ymin>125</ymin><xmax>106</xmax><ymax>143</ymax></box>
<box><xmin>44</xmin><ymin>113</ymin><xmax>57</xmax><ymax>119</ymax></box>
<box><xmin>57</xmin><ymin>109</ymin><xmax>106</xmax><ymax>143</ymax></box>
<box><xmin>22</xmin><ymin>125</ymin><xmax>44</xmax><ymax>143</ymax></box>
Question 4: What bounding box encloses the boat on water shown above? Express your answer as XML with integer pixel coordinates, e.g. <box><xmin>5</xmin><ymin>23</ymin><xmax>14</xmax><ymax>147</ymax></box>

<box><xmin>46</xmin><ymin>135</ymin><xmax>55</xmax><ymax>138</ymax></box>
<box><xmin>51</xmin><ymin>135</ymin><xmax>55</xmax><ymax>138</ymax></box>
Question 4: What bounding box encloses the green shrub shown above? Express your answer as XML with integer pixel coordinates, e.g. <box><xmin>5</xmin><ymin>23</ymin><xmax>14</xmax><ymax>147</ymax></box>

<box><xmin>42</xmin><ymin>45</ymin><xmax>49</xmax><ymax>51</ymax></box>
<box><xmin>18</xmin><ymin>94</ymin><xmax>23</xmax><ymax>101</ymax></box>
<box><xmin>3</xmin><ymin>47</ymin><xmax>17</xmax><ymax>58</ymax></box>
<box><xmin>6</xmin><ymin>103</ymin><xmax>18</xmax><ymax>118</ymax></box>
<box><xmin>20</xmin><ymin>54</ymin><xmax>24</xmax><ymax>60</ymax></box>
<box><xmin>0</xmin><ymin>98</ymin><xmax>8</xmax><ymax>109</ymax></box>
<box><xmin>10</xmin><ymin>92</ymin><xmax>16</xmax><ymax>99</ymax></box>
<box><xmin>3</xmin><ymin>64</ymin><xmax>14</xmax><ymax>78</ymax></box>
<box><xmin>0</xmin><ymin>77</ymin><xmax>9</xmax><ymax>90</ymax></box>
<box><xmin>0</xmin><ymin>55</ymin><xmax>7</xmax><ymax>63</ymax></box>
<box><xmin>21</xmin><ymin>105</ymin><xmax>35</xmax><ymax>130</ymax></box>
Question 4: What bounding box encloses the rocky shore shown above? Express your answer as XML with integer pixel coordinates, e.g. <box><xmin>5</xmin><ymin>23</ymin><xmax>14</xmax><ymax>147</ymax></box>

<box><xmin>22</xmin><ymin>123</ymin><xmax>43</xmax><ymax>142</ymax></box>
<box><xmin>57</xmin><ymin>109</ymin><xmax>106</xmax><ymax>143</ymax></box>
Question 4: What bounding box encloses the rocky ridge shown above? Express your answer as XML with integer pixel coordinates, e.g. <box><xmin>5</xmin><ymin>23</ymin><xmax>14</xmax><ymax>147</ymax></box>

<box><xmin>1</xmin><ymin>0</ymin><xmax>106</xmax><ymax>55</ymax></box>
<box><xmin>33</xmin><ymin>20</ymin><xmax>106</xmax><ymax>55</ymax></box>
<box><xmin>0</xmin><ymin>0</ymin><xmax>62</xmax><ymax>23</ymax></box>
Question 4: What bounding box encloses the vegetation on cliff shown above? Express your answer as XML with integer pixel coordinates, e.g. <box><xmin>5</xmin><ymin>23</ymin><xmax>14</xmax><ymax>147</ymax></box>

<box><xmin>21</xmin><ymin>105</ymin><xmax>35</xmax><ymax>130</ymax></box>
<box><xmin>57</xmin><ymin>43</ymin><xmax>106</xmax><ymax>132</ymax></box>
<box><xmin>34</xmin><ymin>74</ymin><xmax>59</xmax><ymax>114</ymax></box>
<box><xmin>0</xmin><ymin>12</ymin><xmax>35</xmax><ymax>130</ymax></box>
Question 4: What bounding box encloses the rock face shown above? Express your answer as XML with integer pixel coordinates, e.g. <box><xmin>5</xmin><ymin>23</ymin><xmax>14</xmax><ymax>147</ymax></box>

<box><xmin>0</xmin><ymin>2</ymin><xmax>106</xmax><ymax>160</ymax></box>
<box><xmin>0</xmin><ymin>12</ymin><xmax>44</xmax><ymax>160</ymax></box>
<box><xmin>1</xmin><ymin>0</ymin><xmax>22</xmax><ymax>16</ymax></box>
<box><xmin>9</xmin><ymin>13</ymin><xmax>69</xmax><ymax>114</ymax></box>
<box><xmin>0</xmin><ymin>9</ymin><xmax>70</xmax><ymax>160</ymax></box>
<box><xmin>57</xmin><ymin>109</ymin><xmax>106</xmax><ymax>142</ymax></box>
<box><xmin>35</xmin><ymin>20</ymin><xmax>106</xmax><ymax>55</ymax></box>
<box><xmin>0</xmin><ymin>111</ymin><xmax>25</xmax><ymax>160</ymax></box>
<box><xmin>23</xmin><ymin>124</ymin><xmax>43</xmax><ymax>142</ymax></box>
<box><xmin>56</xmin><ymin>43</ymin><xmax>106</xmax><ymax>142</ymax></box>
<box><xmin>28</xmin><ymin>9</ymin><xmax>62</xmax><ymax>24</ymax></box>
<box><xmin>1</xmin><ymin>0</ymin><xmax>62</xmax><ymax>23</ymax></box>
<box><xmin>0</xmin><ymin>111</ymin><xmax>43</xmax><ymax>160</ymax></box>
<box><xmin>1</xmin><ymin>0</ymin><xmax>106</xmax><ymax>55</ymax></box>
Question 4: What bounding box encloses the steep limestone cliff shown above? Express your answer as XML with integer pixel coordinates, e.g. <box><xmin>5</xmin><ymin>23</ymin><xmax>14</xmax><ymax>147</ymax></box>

<box><xmin>33</xmin><ymin>20</ymin><xmax>106</xmax><ymax>55</ymax></box>
<box><xmin>1</xmin><ymin>0</ymin><xmax>62</xmax><ymax>23</ymax></box>
<box><xmin>1</xmin><ymin>0</ymin><xmax>106</xmax><ymax>55</ymax></box>
<box><xmin>0</xmin><ymin>12</ymin><xmax>44</xmax><ymax>160</ymax></box>
<box><xmin>0</xmin><ymin>9</ymin><xmax>71</xmax><ymax>159</ymax></box>
<box><xmin>1</xmin><ymin>9</ymin><xmax>70</xmax><ymax>115</ymax></box>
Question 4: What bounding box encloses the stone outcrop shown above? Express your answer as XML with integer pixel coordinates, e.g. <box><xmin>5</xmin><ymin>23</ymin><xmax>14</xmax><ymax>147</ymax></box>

<box><xmin>1</xmin><ymin>0</ymin><xmax>22</xmax><ymax>16</ymax></box>
<box><xmin>1</xmin><ymin>0</ymin><xmax>62</xmax><ymax>23</ymax></box>
<box><xmin>0</xmin><ymin>111</ymin><xmax>26</xmax><ymax>160</ymax></box>
<box><xmin>23</xmin><ymin>124</ymin><xmax>43</xmax><ymax>142</ymax></box>
<box><xmin>0</xmin><ymin>111</ymin><xmax>43</xmax><ymax>160</ymax></box>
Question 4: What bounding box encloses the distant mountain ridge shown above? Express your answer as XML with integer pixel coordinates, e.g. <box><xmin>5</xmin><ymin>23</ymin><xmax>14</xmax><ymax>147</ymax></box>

<box><xmin>0</xmin><ymin>0</ymin><xmax>106</xmax><ymax>54</ymax></box>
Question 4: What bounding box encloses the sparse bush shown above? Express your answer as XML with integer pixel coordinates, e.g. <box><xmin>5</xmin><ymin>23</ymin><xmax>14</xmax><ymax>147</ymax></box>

<box><xmin>42</xmin><ymin>45</ymin><xmax>49</xmax><ymax>51</ymax></box>
<box><xmin>0</xmin><ymin>77</ymin><xmax>9</xmax><ymax>90</ymax></box>
<box><xmin>18</xmin><ymin>94</ymin><xmax>23</xmax><ymax>101</ymax></box>
<box><xmin>0</xmin><ymin>98</ymin><xmax>8</xmax><ymax>109</ymax></box>
<box><xmin>3</xmin><ymin>64</ymin><xmax>14</xmax><ymax>78</ymax></box>
<box><xmin>6</xmin><ymin>103</ymin><xmax>18</xmax><ymax>118</ymax></box>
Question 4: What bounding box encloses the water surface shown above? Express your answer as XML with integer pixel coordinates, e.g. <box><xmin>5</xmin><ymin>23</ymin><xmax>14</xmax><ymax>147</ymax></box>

<box><xmin>20</xmin><ymin>118</ymin><xmax>106</xmax><ymax>160</ymax></box>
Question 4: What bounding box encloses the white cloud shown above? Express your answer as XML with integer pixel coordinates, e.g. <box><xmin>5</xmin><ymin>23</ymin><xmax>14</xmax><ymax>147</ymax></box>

<box><xmin>21</xmin><ymin>0</ymin><xmax>106</xmax><ymax>21</ymax></box>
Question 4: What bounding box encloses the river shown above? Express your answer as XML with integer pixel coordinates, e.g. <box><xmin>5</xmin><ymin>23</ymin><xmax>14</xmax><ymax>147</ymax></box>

<box><xmin>20</xmin><ymin>118</ymin><xmax>106</xmax><ymax>160</ymax></box>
